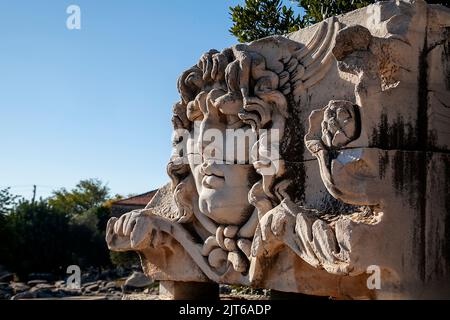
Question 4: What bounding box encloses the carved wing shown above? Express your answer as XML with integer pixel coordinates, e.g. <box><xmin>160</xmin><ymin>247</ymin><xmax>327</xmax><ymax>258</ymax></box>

<box><xmin>279</xmin><ymin>17</ymin><xmax>341</xmax><ymax>103</ymax></box>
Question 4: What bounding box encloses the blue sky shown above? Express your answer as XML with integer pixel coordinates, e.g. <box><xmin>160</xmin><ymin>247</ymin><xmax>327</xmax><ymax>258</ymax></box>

<box><xmin>0</xmin><ymin>0</ymin><xmax>302</xmax><ymax>200</ymax></box>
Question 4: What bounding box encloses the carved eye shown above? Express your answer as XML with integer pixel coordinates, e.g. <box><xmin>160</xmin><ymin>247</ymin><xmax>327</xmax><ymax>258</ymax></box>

<box><xmin>336</xmin><ymin>107</ymin><xmax>351</xmax><ymax>122</ymax></box>
<box><xmin>323</xmin><ymin>109</ymin><xmax>334</xmax><ymax>121</ymax></box>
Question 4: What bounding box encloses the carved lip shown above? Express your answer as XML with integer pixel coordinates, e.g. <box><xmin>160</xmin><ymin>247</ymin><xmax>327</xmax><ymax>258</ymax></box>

<box><xmin>200</xmin><ymin>160</ymin><xmax>226</xmax><ymax>189</ymax></box>
<box><xmin>202</xmin><ymin>174</ymin><xmax>225</xmax><ymax>189</ymax></box>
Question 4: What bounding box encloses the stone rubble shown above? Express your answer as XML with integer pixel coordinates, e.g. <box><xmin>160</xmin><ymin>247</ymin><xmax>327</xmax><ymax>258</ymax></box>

<box><xmin>0</xmin><ymin>270</ymin><xmax>138</xmax><ymax>300</ymax></box>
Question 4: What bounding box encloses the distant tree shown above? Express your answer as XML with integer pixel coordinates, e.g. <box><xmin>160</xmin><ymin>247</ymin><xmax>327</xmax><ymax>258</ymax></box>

<box><xmin>0</xmin><ymin>188</ymin><xmax>18</xmax><ymax>266</ymax></box>
<box><xmin>0</xmin><ymin>187</ymin><xmax>20</xmax><ymax>215</ymax></box>
<box><xmin>0</xmin><ymin>180</ymin><xmax>118</xmax><ymax>277</ymax></box>
<box><xmin>49</xmin><ymin>179</ymin><xmax>110</xmax><ymax>216</ymax></box>
<box><xmin>67</xmin><ymin>204</ymin><xmax>117</xmax><ymax>269</ymax></box>
<box><xmin>3</xmin><ymin>200</ymin><xmax>72</xmax><ymax>277</ymax></box>
<box><xmin>0</xmin><ymin>180</ymin><xmax>135</xmax><ymax>277</ymax></box>
<box><xmin>48</xmin><ymin>179</ymin><xmax>114</xmax><ymax>269</ymax></box>
<box><xmin>300</xmin><ymin>0</ymin><xmax>450</xmax><ymax>23</ymax></box>
<box><xmin>230</xmin><ymin>0</ymin><xmax>449</xmax><ymax>42</ymax></box>
<box><xmin>67</xmin><ymin>209</ymin><xmax>112</xmax><ymax>270</ymax></box>
<box><xmin>0</xmin><ymin>204</ymin><xmax>13</xmax><ymax>267</ymax></box>
<box><xmin>229</xmin><ymin>0</ymin><xmax>302</xmax><ymax>43</ymax></box>
<box><xmin>110</xmin><ymin>251</ymin><xmax>140</xmax><ymax>269</ymax></box>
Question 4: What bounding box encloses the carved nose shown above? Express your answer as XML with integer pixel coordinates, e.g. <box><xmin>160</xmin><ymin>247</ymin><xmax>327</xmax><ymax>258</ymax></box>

<box><xmin>197</xmin><ymin>116</ymin><xmax>214</xmax><ymax>153</ymax></box>
<box><xmin>328</xmin><ymin>118</ymin><xmax>339</xmax><ymax>132</ymax></box>
<box><xmin>197</xmin><ymin>116</ymin><xmax>226</xmax><ymax>161</ymax></box>
<box><xmin>200</xmin><ymin>160</ymin><xmax>224</xmax><ymax>177</ymax></box>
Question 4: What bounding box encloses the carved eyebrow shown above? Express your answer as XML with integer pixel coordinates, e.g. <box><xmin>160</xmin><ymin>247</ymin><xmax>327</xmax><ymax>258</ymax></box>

<box><xmin>337</xmin><ymin>108</ymin><xmax>352</xmax><ymax>120</ymax></box>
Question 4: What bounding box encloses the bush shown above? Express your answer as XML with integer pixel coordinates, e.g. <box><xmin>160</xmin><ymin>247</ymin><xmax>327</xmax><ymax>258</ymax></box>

<box><xmin>110</xmin><ymin>251</ymin><xmax>140</xmax><ymax>269</ymax></box>
<box><xmin>68</xmin><ymin>206</ymin><xmax>112</xmax><ymax>270</ymax></box>
<box><xmin>2</xmin><ymin>200</ymin><xmax>72</xmax><ymax>278</ymax></box>
<box><xmin>0</xmin><ymin>199</ymin><xmax>115</xmax><ymax>279</ymax></box>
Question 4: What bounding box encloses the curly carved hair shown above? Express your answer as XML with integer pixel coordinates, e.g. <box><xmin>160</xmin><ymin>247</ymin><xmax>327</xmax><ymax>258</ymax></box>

<box><xmin>167</xmin><ymin>46</ymin><xmax>289</xmax><ymax>229</ymax></box>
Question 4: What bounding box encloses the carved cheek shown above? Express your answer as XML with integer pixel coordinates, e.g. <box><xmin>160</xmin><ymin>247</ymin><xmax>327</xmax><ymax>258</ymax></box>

<box><xmin>342</xmin><ymin>120</ymin><xmax>356</xmax><ymax>140</ymax></box>
<box><xmin>221</xmin><ymin>164</ymin><xmax>255</xmax><ymax>187</ymax></box>
<box><xmin>332</xmin><ymin>130</ymin><xmax>350</xmax><ymax>148</ymax></box>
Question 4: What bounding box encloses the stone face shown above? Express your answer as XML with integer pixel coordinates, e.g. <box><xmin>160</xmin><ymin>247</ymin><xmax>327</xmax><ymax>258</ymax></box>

<box><xmin>106</xmin><ymin>1</ymin><xmax>450</xmax><ymax>299</ymax></box>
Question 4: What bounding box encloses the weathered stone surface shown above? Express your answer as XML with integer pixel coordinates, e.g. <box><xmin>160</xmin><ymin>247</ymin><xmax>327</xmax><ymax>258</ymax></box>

<box><xmin>2</xmin><ymin>279</ymin><xmax>124</xmax><ymax>300</ymax></box>
<box><xmin>104</xmin><ymin>281</ymin><xmax>119</xmax><ymax>290</ymax></box>
<box><xmin>10</xmin><ymin>282</ymin><xmax>30</xmax><ymax>294</ymax></box>
<box><xmin>159</xmin><ymin>281</ymin><xmax>219</xmax><ymax>300</ymax></box>
<box><xmin>84</xmin><ymin>283</ymin><xmax>100</xmax><ymax>293</ymax></box>
<box><xmin>123</xmin><ymin>271</ymin><xmax>153</xmax><ymax>291</ymax></box>
<box><xmin>27</xmin><ymin>280</ymin><xmax>48</xmax><ymax>286</ymax></box>
<box><xmin>107</xmin><ymin>0</ymin><xmax>450</xmax><ymax>299</ymax></box>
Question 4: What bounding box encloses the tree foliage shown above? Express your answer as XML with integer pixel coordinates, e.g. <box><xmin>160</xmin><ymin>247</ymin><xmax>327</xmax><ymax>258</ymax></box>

<box><xmin>48</xmin><ymin>179</ymin><xmax>113</xmax><ymax>271</ymax></box>
<box><xmin>2</xmin><ymin>200</ymin><xmax>72</xmax><ymax>277</ymax></box>
<box><xmin>0</xmin><ymin>187</ymin><xmax>20</xmax><ymax>215</ymax></box>
<box><xmin>229</xmin><ymin>0</ymin><xmax>302</xmax><ymax>43</ymax></box>
<box><xmin>48</xmin><ymin>179</ymin><xmax>109</xmax><ymax>216</ymax></box>
<box><xmin>230</xmin><ymin>0</ymin><xmax>450</xmax><ymax>43</ymax></box>
<box><xmin>0</xmin><ymin>180</ymin><xmax>117</xmax><ymax>278</ymax></box>
<box><xmin>299</xmin><ymin>0</ymin><xmax>373</xmax><ymax>25</ymax></box>
<box><xmin>110</xmin><ymin>251</ymin><xmax>140</xmax><ymax>269</ymax></box>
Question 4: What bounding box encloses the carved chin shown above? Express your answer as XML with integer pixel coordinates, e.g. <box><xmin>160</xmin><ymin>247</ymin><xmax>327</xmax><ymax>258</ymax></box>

<box><xmin>199</xmin><ymin>190</ymin><xmax>253</xmax><ymax>225</ymax></box>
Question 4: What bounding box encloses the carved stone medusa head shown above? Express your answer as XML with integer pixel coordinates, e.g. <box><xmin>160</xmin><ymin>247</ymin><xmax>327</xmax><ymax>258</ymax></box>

<box><xmin>107</xmin><ymin>43</ymin><xmax>290</xmax><ymax>277</ymax></box>
<box><xmin>106</xmin><ymin>1</ymin><xmax>450</xmax><ymax>299</ymax></box>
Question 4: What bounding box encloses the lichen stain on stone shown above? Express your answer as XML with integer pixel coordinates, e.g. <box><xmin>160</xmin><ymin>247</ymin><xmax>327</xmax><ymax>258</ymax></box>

<box><xmin>378</xmin><ymin>150</ymin><xmax>390</xmax><ymax>179</ymax></box>
<box><xmin>370</xmin><ymin>113</ymin><xmax>416</xmax><ymax>150</ymax></box>
<box><xmin>391</xmin><ymin>150</ymin><xmax>430</xmax><ymax>281</ymax></box>
<box><xmin>442</xmin><ymin>27</ymin><xmax>450</xmax><ymax>91</ymax></box>
<box><xmin>391</xmin><ymin>151</ymin><xmax>430</xmax><ymax>208</ymax></box>
<box><xmin>444</xmin><ymin>156</ymin><xmax>450</xmax><ymax>270</ymax></box>
<box><xmin>314</xmin><ymin>191</ymin><xmax>363</xmax><ymax>217</ymax></box>
<box><xmin>285</xmin><ymin>161</ymin><xmax>306</xmax><ymax>205</ymax></box>
<box><xmin>417</xmin><ymin>30</ymin><xmax>429</xmax><ymax>154</ymax></box>
<box><xmin>280</xmin><ymin>93</ymin><xmax>306</xmax><ymax>162</ymax></box>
